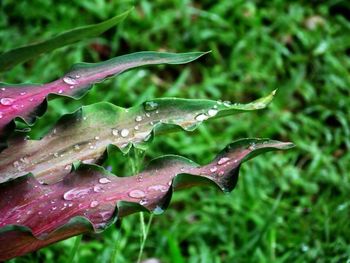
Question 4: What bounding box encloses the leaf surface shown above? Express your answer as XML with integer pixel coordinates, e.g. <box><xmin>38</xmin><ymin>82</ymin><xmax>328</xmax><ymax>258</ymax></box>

<box><xmin>0</xmin><ymin>91</ymin><xmax>276</xmax><ymax>184</ymax></box>
<box><xmin>0</xmin><ymin>139</ymin><xmax>294</xmax><ymax>260</ymax></box>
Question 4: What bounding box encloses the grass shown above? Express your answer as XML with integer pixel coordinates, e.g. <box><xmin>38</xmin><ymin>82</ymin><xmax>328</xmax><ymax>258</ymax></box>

<box><xmin>1</xmin><ymin>0</ymin><xmax>350</xmax><ymax>262</ymax></box>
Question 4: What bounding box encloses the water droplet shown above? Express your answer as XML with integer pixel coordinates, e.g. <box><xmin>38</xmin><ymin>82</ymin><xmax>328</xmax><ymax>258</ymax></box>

<box><xmin>112</xmin><ymin>129</ymin><xmax>119</xmax><ymax>136</ymax></box>
<box><xmin>210</xmin><ymin>166</ymin><xmax>218</xmax><ymax>173</ymax></box>
<box><xmin>128</xmin><ymin>189</ymin><xmax>146</xmax><ymax>198</ymax></box>
<box><xmin>144</xmin><ymin>101</ymin><xmax>158</xmax><ymax>111</ymax></box>
<box><xmin>95</xmin><ymin>136</ymin><xmax>100</xmax><ymax>140</ymax></box>
<box><xmin>1</xmin><ymin>88</ymin><xmax>5</xmax><ymax>91</ymax></box>
<box><xmin>249</xmin><ymin>142</ymin><xmax>256</xmax><ymax>150</ymax></box>
<box><xmin>208</xmin><ymin>109</ymin><xmax>218</xmax><ymax>117</ymax></box>
<box><xmin>69</xmin><ymin>86</ymin><xmax>75</xmax><ymax>89</ymax></box>
<box><xmin>218</xmin><ymin>171</ymin><xmax>225</xmax><ymax>176</ymax></box>
<box><xmin>223</xmin><ymin>101</ymin><xmax>231</xmax><ymax>107</ymax></box>
<box><xmin>134</xmin><ymin>125</ymin><xmax>139</xmax><ymax>130</ymax></box>
<box><xmin>195</xmin><ymin>113</ymin><xmax>208</xmax><ymax>122</ymax></box>
<box><xmin>90</xmin><ymin>201</ymin><xmax>99</xmax><ymax>208</ymax></box>
<box><xmin>148</xmin><ymin>185</ymin><xmax>168</xmax><ymax>192</ymax></box>
<box><xmin>58</xmin><ymin>89</ymin><xmax>63</xmax><ymax>94</ymax></box>
<box><xmin>93</xmin><ymin>185</ymin><xmax>104</xmax><ymax>192</ymax></box>
<box><xmin>20</xmin><ymin>92</ymin><xmax>26</xmax><ymax>96</ymax></box>
<box><xmin>217</xmin><ymin>157</ymin><xmax>230</xmax><ymax>165</ymax></box>
<box><xmin>63</xmin><ymin>76</ymin><xmax>78</xmax><ymax>85</ymax></box>
<box><xmin>99</xmin><ymin>211</ymin><xmax>113</xmax><ymax>221</ymax></box>
<box><xmin>64</xmin><ymin>164</ymin><xmax>72</xmax><ymax>170</ymax></box>
<box><xmin>139</xmin><ymin>199</ymin><xmax>148</xmax><ymax>205</ymax></box>
<box><xmin>153</xmin><ymin>206</ymin><xmax>164</xmax><ymax>215</ymax></box>
<box><xmin>99</xmin><ymin>178</ymin><xmax>111</xmax><ymax>184</ymax></box>
<box><xmin>0</xmin><ymin>113</ymin><xmax>2</xmax><ymax>119</ymax></box>
<box><xmin>120</xmin><ymin>128</ymin><xmax>129</xmax><ymax>137</ymax></box>
<box><xmin>1</xmin><ymin>98</ymin><xmax>14</xmax><ymax>106</ymax></box>
<box><xmin>63</xmin><ymin>187</ymin><xmax>90</xmax><ymax>200</ymax></box>
<box><xmin>135</xmin><ymin>115</ymin><xmax>142</xmax><ymax>122</ymax></box>
<box><xmin>143</xmin><ymin>133</ymin><xmax>152</xmax><ymax>142</ymax></box>
<box><xmin>74</xmin><ymin>144</ymin><xmax>80</xmax><ymax>150</ymax></box>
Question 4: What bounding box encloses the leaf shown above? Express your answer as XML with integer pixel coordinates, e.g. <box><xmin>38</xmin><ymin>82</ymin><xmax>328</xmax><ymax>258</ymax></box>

<box><xmin>0</xmin><ymin>8</ymin><xmax>133</xmax><ymax>72</ymax></box>
<box><xmin>0</xmin><ymin>139</ymin><xmax>294</xmax><ymax>260</ymax></box>
<box><xmin>0</xmin><ymin>91</ymin><xmax>276</xmax><ymax>184</ymax></box>
<box><xmin>0</xmin><ymin>51</ymin><xmax>207</xmax><ymax>138</ymax></box>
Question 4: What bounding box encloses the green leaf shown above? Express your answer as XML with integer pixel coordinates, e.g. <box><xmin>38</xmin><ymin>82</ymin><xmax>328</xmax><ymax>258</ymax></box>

<box><xmin>0</xmin><ymin>8</ymin><xmax>133</xmax><ymax>72</ymax></box>
<box><xmin>0</xmin><ymin>91</ymin><xmax>276</xmax><ymax>184</ymax></box>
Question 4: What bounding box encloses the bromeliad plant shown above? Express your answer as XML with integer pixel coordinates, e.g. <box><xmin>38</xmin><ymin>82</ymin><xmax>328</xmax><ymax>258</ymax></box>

<box><xmin>0</xmin><ymin>10</ymin><xmax>294</xmax><ymax>261</ymax></box>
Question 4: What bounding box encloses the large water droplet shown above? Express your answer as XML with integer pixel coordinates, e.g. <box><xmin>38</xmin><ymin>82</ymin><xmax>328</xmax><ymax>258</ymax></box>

<box><xmin>90</xmin><ymin>201</ymin><xmax>99</xmax><ymax>208</ymax></box>
<box><xmin>99</xmin><ymin>177</ymin><xmax>111</xmax><ymax>184</ymax></box>
<box><xmin>1</xmin><ymin>98</ymin><xmax>14</xmax><ymax>106</ymax></box>
<box><xmin>195</xmin><ymin>113</ymin><xmax>208</xmax><ymax>122</ymax></box>
<box><xmin>217</xmin><ymin>157</ymin><xmax>230</xmax><ymax>165</ymax></box>
<box><xmin>120</xmin><ymin>128</ymin><xmax>129</xmax><ymax>137</ymax></box>
<box><xmin>144</xmin><ymin>101</ymin><xmax>158</xmax><ymax>111</ymax></box>
<box><xmin>128</xmin><ymin>189</ymin><xmax>146</xmax><ymax>198</ymax></box>
<box><xmin>63</xmin><ymin>76</ymin><xmax>78</xmax><ymax>85</ymax></box>
<box><xmin>135</xmin><ymin>115</ymin><xmax>143</xmax><ymax>122</ymax></box>
<box><xmin>63</xmin><ymin>187</ymin><xmax>90</xmax><ymax>200</ymax></box>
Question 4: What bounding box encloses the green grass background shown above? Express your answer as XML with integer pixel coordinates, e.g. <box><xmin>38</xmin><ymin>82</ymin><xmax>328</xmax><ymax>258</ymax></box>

<box><xmin>1</xmin><ymin>0</ymin><xmax>350</xmax><ymax>262</ymax></box>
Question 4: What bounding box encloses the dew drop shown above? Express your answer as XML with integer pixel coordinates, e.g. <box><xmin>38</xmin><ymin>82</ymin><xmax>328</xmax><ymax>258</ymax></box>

<box><xmin>210</xmin><ymin>166</ymin><xmax>218</xmax><ymax>173</ymax></box>
<box><xmin>74</xmin><ymin>144</ymin><xmax>80</xmax><ymax>150</ymax></box>
<box><xmin>63</xmin><ymin>187</ymin><xmax>90</xmax><ymax>200</ymax></box>
<box><xmin>0</xmin><ymin>113</ymin><xmax>2</xmax><ymax>119</ymax></box>
<box><xmin>139</xmin><ymin>199</ymin><xmax>148</xmax><ymax>205</ymax></box>
<box><xmin>144</xmin><ymin>101</ymin><xmax>158</xmax><ymax>111</ymax></box>
<box><xmin>99</xmin><ymin>178</ymin><xmax>111</xmax><ymax>184</ymax></box>
<box><xmin>223</xmin><ymin>101</ymin><xmax>231</xmax><ymax>107</ymax></box>
<box><xmin>63</xmin><ymin>76</ymin><xmax>78</xmax><ymax>85</ymax></box>
<box><xmin>208</xmin><ymin>109</ymin><xmax>218</xmax><ymax>117</ymax></box>
<box><xmin>195</xmin><ymin>113</ymin><xmax>208</xmax><ymax>122</ymax></box>
<box><xmin>93</xmin><ymin>185</ymin><xmax>104</xmax><ymax>192</ymax></box>
<box><xmin>120</xmin><ymin>128</ymin><xmax>129</xmax><ymax>137</ymax></box>
<box><xmin>134</xmin><ymin>125</ymin><xmax>139</xmax><ymax>130</ymax></box>
<box><xmin>128</xmin><ymin>189</ymin><xmax>146</xmax><ymax>198</ymax></box>
<box><xmin>58</xmin><ymin>89</ymin><xmax>63</xmax><ymax>94</ymax></box>
<box><xmin>90</xmin><ymin>201</ymin><xmax>99</xmax><ymax>208</ymax></box>
<box><xmin>20</xmin><ymin>92</ymin><xmax>26</xmax><ymax>96</ymax></box>
<box><xmin>217</xmin><ymin>157</ymin><xmax>230</xmax><ymax>165</ymax></box>
<box><xmin>153</xmin><ymin>206</ymin><xmax>164</xmax><ymax>215</ymax></box>
<box><xmin>112</xmin><ymin>129</ymin><xmax>119</xmax><ymax>136</ymax></box>
<box><xmin>249</xmin><ymin>142</ymin><xmax>257</xmax><ymax>150</ymax></box>
<box><xmin>135</xmin><ymin>115</ymin><xmax>142</xmax><ymax>122</ymax></box>
<box><xmin>95</xmin><ymin>136</ymin><xmax>100</xmax><ymax>140</ymax></box>
<box><xmin>1</xmin><ymin>97</ymin><xmax>14</xmax><ymax>106</ymax></box>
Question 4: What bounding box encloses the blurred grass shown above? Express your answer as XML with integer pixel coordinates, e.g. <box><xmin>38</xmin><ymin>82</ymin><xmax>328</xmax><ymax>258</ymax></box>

<box><xmin>1</xmin><ymin>0</ymin><xmax>350</xmax><ymax>262</ymax></box>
